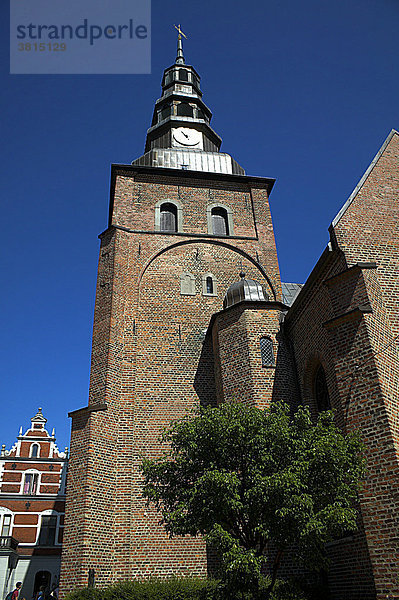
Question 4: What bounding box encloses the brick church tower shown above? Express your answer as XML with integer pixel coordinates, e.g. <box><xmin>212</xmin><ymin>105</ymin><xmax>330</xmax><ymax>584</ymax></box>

<box><xmin>60</xmin><ymin>34</ymin><xmax>296</xmax><ymax>593</ymax></box>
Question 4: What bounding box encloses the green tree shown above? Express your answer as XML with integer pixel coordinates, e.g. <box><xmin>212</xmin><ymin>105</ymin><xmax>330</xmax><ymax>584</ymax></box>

<box><xmin>142</xmin><ymin>402</ymin><xmax>364</xmax><ymax>598</ymax></box>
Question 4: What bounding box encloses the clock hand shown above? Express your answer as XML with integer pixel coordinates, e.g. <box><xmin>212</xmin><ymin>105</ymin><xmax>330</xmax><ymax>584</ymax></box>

<box><xmin>182</xmin><ymin>131</ymin><xmax>189</xmax><ymax>138</ymax></box>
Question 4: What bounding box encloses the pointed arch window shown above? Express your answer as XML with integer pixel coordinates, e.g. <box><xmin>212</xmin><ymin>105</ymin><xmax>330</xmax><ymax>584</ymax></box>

<box><xmin>160</xmin><ymin>203</ymin><xmax>178</xmax><ymax>232</ymax></box>
<box><xmin>260</xmin><ymin>337</ymin><xmax>275</xmax><ymax>367</ymax></box>
<box><xmin>314</xmin><ymin>365</ymin><xmax>331</xmax><ymax>412</ymax></box>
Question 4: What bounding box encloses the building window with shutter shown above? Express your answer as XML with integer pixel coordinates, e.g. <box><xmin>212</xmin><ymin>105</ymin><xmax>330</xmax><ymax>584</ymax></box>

<box><xmin>211</xmin><ymin>207</ymin><xmax>229</xmax><ymax>235</ymax></box>
<box><xmin>202</xmin><ymin>273</ymin><xmax>217</xmax><ymax>297</ymax></box>
<box><xmin>160</xmin><ymin>203</ymin><xmax>178</xmax><ymax>232</ymax></box>
<box><xmin>260</xmin><ymin>337</ymin><xmax>275</xmax><ymax>367</ymax></box>
<box><xmin>38</xmin><ymin>515</ymin><xmax>57</xmax><ymax>546</ymax></box>
<box><xmin>314</xmin><ymin>365</ymin><xmax>331</xmax><ymax>412</ymax></box>
<box><xmin>155</xmin><ymin>200</ymin><xmax>182</xmax><ymax>233</ymax></box>
<box><xmin>207</xmin><ymin>203</ymin><xmax>234</xmax><ymax>236</ymax></box>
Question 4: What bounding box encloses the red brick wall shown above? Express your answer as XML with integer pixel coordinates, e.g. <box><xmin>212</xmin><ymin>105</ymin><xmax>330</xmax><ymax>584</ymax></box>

<box><xmin>60</xmin><ymin>167</ymin><xmax>282</xmax><ymax>593</ymax></box>
<box><xmin>330</xmin><ymin>131</ymin><xmax>399</xmax><ymax>600</ymax></box>
<box><xmin>285</xmin><ymin>250</ymin><xmax>377</xmax><ymax>600</ymax></box>
<box><xmin>212</xmin><ymin>302</ymin><xmax>297</xmax><ymax>408</ymax></box>
<box><xmin>285</xmin><ymin>131</ymin><xmax>399</xmax><ymax>600</ymax></box>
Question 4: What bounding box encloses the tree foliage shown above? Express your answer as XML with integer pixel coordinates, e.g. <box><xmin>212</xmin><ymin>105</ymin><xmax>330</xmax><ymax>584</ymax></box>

<box><xmin>142</xmin><ymin>402</ymin><xmax>364</xmax><ymax>596</ymax></box>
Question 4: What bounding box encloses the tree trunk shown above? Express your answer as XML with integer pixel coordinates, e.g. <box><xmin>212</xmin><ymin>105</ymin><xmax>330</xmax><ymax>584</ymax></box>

<box><xmin>265</xmin><ymin>549</ymin><xmax>284</xmax><ymax>599</ymax></box>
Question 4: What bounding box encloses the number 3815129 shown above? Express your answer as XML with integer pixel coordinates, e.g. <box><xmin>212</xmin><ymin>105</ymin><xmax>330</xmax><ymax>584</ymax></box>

<box><xmin>18</xmin><ymin>43</ymin><xmax>67</xmax><ymax>51</ymax></box>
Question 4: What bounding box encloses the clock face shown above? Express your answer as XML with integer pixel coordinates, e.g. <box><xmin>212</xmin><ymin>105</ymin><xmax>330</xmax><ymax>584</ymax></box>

<box><xmin>172</xmin><ymin>127</ymin><xmax>202</xmax><ymax>148</ymax></box>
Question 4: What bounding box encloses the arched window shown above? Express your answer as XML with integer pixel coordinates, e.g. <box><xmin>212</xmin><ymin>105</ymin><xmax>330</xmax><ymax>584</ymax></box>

<box><xmin>30</xmin><ymin>443</ymin><xmax>40</xmax><ymax>458</ymax></box>
<box><xmin>155</xmin><ymin>200</ymin><xmax>182</xmax><ymax>233</ymax></box>
<box><xmin>177</xmin><ymin>103</ymin><xmax>193</xmax><ymax>117</ymax></box>
<box><xmin>202</xmin><ymin>273</ymin><xmax>217</xmax><ymax>297</ymax></box>
<box><xmin>260</xmin><ymin>337</ymin><xmax>274</xmax><ymax>367</ymax></box>
<box><xmin>314</xmin><ymin>365</ymin><xmax>331</xmax><ymax>412</ymax></box>
<box><xmin>207</xmin><ymin>204</ymin><xmax>234</xmax><ymax>236</ymax></box>
<box><xmin>178</xmin><ymin>68</ymin><xmax>188</xmax><ymax>81</ymax></box>
<box><xmin>22</xmin><ymin>470</ymin><xmax>39</xmax><ymax>495</ymax></box>
<box><xmin>160</xmin><ymin>203</ymin><xmax>178</xmax><ymax>232</ymax></box>
<box><xmin>180</xmin><ymin>273</ymin><xmax>195</xmax><ymax>296</ymax></box>
<box><xmin>211</xmin><ymin>207</ymin><xmax>229</xmax><ymax>236</ymax></box>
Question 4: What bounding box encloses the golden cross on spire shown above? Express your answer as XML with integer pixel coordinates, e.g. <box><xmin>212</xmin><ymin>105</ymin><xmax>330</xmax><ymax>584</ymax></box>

<box><xmin>174</xmin><ymin>24</ymin><xmax>187</xmax><ymax>40</ymax></box>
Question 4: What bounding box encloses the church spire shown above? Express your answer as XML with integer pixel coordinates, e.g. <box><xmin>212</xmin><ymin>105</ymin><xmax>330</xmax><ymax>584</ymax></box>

<box><xmin>174</xmin><ymin>24</ymin><xmax>186</xmax><ymax>65</ymax></box>
<box><xmin>131</xmin><ymin>30</ymin><xmax>245</xmax><ymax>175</ymax></box>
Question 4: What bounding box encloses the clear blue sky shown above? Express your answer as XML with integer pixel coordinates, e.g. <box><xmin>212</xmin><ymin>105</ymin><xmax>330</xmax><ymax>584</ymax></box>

<box><xmin>1</xmin><ymin>0</ymin><xmax>398</xmax><ymax>450</ymax></box>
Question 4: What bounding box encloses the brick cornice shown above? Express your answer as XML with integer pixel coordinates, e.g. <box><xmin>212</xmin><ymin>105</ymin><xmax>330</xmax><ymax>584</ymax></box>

<box><xmin>99</xmin><ymin>224</ymin><xmax>258</xmax><ymax>242</ymax></box>
<box><xmin>209</xmin><ymin>300</ymin><xmax>288</xmax><ymax>332</ymax></box>
<box><xmin>324</xmin><ymin>262</ymin><xmax>377</xmax><ymax>288</ymax></box>
<box><xmin>68</xmin><ymin>403</ymin><xmax>107</xmax><ymax>419</ymax></box>
<box><xmin>111</xmin><ymin>163</ymin><xmax>275</xmax><ymax>189</ymax></box>
<box><xmin>323</xmin><ymin>304</ymin><xmax>373</xmax><ymax>330</ymax></box>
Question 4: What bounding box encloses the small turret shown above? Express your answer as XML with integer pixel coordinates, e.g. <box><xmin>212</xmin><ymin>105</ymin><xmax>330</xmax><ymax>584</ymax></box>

<box><xmin>31</xmin><ymin>407</ymin><xmax>47</xmax><ymax>430</ymax></box>
<box><xmin>223</xmin><ymin>274</ymin><xmax>269</xmax><ymax>309</ymax></box>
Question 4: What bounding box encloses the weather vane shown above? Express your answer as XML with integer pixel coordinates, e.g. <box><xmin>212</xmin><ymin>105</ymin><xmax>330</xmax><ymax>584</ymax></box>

<box><xmin>174</xmin><ymin>24</ymin><xmax>187</xmax><ymax>40</ymax></box>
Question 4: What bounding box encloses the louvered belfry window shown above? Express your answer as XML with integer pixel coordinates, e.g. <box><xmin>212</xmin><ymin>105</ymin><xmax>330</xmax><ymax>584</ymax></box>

<box><xmin>177</xmin><ymin>103</ymin><xmax>193</xmax><ymax>117</ymax></box>
<box><xmin>211</xmin><ymin>207</ymin><xmax>229</xmax><ymax>236</ymax></box>
<box><xmin>160</xmin><ymin>203</ymin><xmax>178</xmax><ymax>232</ymax></box>
<box><xmin>314</xmin><ymin>365</ymin><xmax>331</xmax><ymax>412</ymax></box>
<box><xmin>160</xmin><ymin>104</ymin><xmax>170</xmax><ymax>121</ymax></box>
<box><xmin>260</xmin><ymin>337</ymin><xmax>274</xmax><ymax>367</ymax></box>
